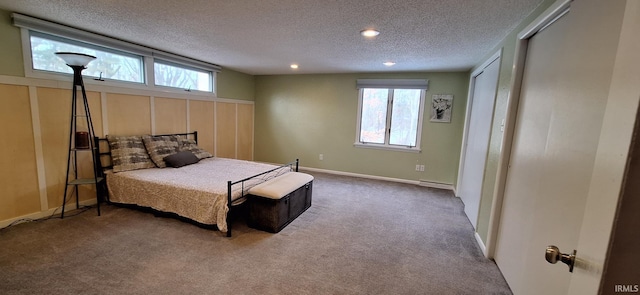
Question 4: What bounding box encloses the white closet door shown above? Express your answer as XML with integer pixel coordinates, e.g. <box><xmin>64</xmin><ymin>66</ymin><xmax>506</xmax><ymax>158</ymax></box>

<box><xmin>459</xmin><ymin>57</ymin><xmax>500</xmax><ymax>229</ymax></box>
<box><xmin>494</xmin><ymin>1</ymin><xmax>627</xmax><ymax>291</ymax></box>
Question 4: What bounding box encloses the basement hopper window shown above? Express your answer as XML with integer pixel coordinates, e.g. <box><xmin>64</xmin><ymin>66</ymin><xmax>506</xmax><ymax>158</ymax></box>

<box><xmin>29</xmin><ymin>31</ymin><xmax>144</xmax><ymax>84</ymax></box>
<box><xmin>154</xmin><ymin>60</ymin><xmax>212</xmax><ymax>92</ymax></box>
<box><xmin>355</xmin><ymin>79</ymin><xmax>428</xmax><ymax>153</ymax></box>
<box><xmin>13</xmin><ymin>13</ymin><xmax>220</xmax><ymax>96</ymax></box>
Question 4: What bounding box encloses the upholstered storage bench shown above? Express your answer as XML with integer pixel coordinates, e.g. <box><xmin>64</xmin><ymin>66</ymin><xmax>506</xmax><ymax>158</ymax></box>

<box><xmin>247</xmin><ymin>172</ymin><xmax>313</xmax><ymax>233</ymax></box>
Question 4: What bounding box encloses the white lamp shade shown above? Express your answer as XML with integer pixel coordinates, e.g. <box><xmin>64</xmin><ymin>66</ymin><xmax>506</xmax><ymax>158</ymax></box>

<box><xmin>55</xmin><ymin>52</ymin><xmax>96</xmax><ymax>67</ymax></box>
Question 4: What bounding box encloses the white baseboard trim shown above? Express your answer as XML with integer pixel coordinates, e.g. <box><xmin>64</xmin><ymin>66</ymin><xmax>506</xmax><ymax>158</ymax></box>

<box><xmin>0</xmin><ymin>199</ymin><xmax>97</xmax><ymax>229</ymax></box>
<box><xmin>298</xmin><ymin>166</ymin><xmax>455</xmax><ymax>191</ymax></box>
<box><xmin>475</xmin><ymin>231</ymin><xmax>489</xmax><ymax>258</ymax></box>
<box><xmin>418</xmin><ymin>179</ymin><xmax>456</xmax><ymax>191</ymax></box>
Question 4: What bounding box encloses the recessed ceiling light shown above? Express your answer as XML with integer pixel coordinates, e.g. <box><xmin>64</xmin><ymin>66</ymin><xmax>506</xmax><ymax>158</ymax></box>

<box><xmin>383</xmin><ymin>61</ymin><xmax>396</xmax><ymax>66</ymax></box>
<box><xmin>290</xmin><ymin>64</ymin><xmax>299</xmax><ymax>69</ymax></box>
<box><xmin>360</xmin><ymin>29</ymin><xmax>380</xmax><ymax>37</ymax></box>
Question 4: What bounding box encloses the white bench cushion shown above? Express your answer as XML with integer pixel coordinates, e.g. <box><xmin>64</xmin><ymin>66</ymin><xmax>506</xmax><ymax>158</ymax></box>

<box><xmin>248</xmin><ymin>172</ymin><xmax>314</xmax><ymax>199</ymax></box>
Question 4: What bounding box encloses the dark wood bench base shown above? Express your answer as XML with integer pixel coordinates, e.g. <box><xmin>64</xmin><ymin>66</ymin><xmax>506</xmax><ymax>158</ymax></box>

<box><xmin>247</xmin><ymin>181</ymin><xmax>312</xmax><ymax>233</ymax></box>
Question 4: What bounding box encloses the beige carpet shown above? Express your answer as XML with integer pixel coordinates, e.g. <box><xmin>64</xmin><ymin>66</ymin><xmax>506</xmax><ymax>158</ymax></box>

<box><xmin>0</xmin><ymin>172</ymin><xmax>511</xmax><ymax>294</ymax></box>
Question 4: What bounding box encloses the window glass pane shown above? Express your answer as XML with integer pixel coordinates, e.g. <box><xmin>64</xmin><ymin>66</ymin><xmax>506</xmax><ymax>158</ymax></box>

<box><xmin>360</xmin><ymin>88</ymin><xmax>388</xmax><ymax>144</ymax></box>
<box><xmin>389</xmin><ymin>89</ymin><xmax>421</xmax><ymax>146</ymax></box>
<box><xmin>30</xmin><ymin>34</ymin><xmax>143</xmax><ymax>83</ymax></box>
<box><xmin>154</xmin><ymin>62</ymin><xmax>211</xmax><ymax>92</ymax></box>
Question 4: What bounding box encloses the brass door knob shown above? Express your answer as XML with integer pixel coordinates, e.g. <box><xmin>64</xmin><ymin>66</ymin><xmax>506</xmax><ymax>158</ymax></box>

<box><xmin>545</xmin><ymin>245</ymin><xmax>576</xmax><ymax>272</ymax></box>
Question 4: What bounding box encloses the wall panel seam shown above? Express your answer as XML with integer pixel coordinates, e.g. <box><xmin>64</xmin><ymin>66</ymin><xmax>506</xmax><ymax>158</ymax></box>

<box><xmin>186</xmin><ymin>99</ymin><xmax>190</xmax><ymax>133</ymax></box>
<box><xmin>235</xmin><ymin>103</ymin><xmax>238</xmax><ymax>159</ymax></box>
<box><xmin>150</xmin><ymin>96</ymin><xmax>156</xmax><ymax>135</ymax></box>
<box><xmin>28</xmin><ymin>86</ymin><xmax>48</xmax><ymax>211</ymax></box>
<box><xmin>100</xmin><ymin>92</ymin><xmax>108</xmax><ymax>136</ymax></box>
<box><xmin>252</xmin><ymin>104</ymin><xmax>255</xmax><ymax>160</ymax></box>
<box><xmin>213</xmin><ymin>101</ymin><xmax>218</xmax><ymax>157</ymax></box>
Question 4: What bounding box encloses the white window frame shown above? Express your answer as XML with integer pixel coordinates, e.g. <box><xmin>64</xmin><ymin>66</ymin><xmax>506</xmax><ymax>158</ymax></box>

<box><xmin>153</xmin><ymin>59</ymin><xmax>214</xmax><ymax>93</ymax></box>
<box><xmin>13</xmin><ymin>13</ymin><xmax>219</xmax><ymax>97</ymax></box>
<box><xmin>27</xmin><ymin>30</ymin><xmax>146</xmax><ymax>85</ymax></box>
<box><xmin>354</xmin><ymin>79</ymin><xmax>428</xmax><ymax>153</ymax></box>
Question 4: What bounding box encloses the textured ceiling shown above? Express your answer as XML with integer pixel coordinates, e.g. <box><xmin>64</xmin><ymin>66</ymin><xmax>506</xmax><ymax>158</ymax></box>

<box><xmin>0</xmin><ymin>0</ymin><xmax>544</xmax><ymax>75</ymax></box>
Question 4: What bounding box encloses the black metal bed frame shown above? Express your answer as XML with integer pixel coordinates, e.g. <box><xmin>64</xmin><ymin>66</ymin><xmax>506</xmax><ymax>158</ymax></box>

<box><xmin>95</xmin><ymin>131</ymin><xmax>299</xmax><ymax>237</ymax></box>
<box><xmin>226</xmin><ymin>159</ymin><xmax>298</xmax><ymax>237</ymax></box>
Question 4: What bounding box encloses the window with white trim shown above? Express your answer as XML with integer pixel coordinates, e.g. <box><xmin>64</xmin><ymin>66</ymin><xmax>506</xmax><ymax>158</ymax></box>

<box><xmin>355</xmin><ymin>79</ymin><xmax>428</xmax><ymax>152</ymax></box>
<box><xmin>154</xmin><ymin>60</ymin><xmax>212</xmax><ymax>92</ymax></box>
<box><xmin>30</xmin><ymin>31</ymin><xmax>144</xmax><ymax>83</ymax></box>
<box><xmin>13</xmin><ymin>13</ymin><xmax>220</xmax><ymax>95</ymax></box>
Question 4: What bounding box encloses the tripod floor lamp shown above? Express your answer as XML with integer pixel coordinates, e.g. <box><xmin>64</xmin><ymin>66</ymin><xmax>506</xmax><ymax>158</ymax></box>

<box><xmin>56</xmin><ymin>52</ymin><xmax>105</xmax><ymax>218</ymax></box>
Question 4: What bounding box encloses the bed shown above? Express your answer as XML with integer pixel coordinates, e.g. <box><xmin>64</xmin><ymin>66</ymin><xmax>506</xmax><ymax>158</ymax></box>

<box><xmin>96</xmin><ymin>131</ymin><xmax>298</xmax><ymax>237</ymax></box>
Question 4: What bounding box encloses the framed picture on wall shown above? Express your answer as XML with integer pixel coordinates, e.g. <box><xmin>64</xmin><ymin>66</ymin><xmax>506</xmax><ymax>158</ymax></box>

<box><xmin>430</xmin><ymin>94</ymin><xmax>453</xmax><ymax>123</ymax></box>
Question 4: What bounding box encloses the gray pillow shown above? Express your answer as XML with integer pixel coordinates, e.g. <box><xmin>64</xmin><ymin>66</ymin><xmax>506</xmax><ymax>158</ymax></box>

<box><xmin>142</xmin><ymin>135</ymin><xmax>179</xmax><ymax>168</ymax></box>
<box><xmin>164</xmin><ymin>151</ymin><xmax>200</xmax><ymax>168</ymax></box>
<box><xmin>176</xmin><ymin>137</ymin><xmax>213</xmax><ymax>159</ymax></box>
<box><xmin>107</xmin><ymin>135</ymin><xmax>156</xmax><ymax>172</ymax></box>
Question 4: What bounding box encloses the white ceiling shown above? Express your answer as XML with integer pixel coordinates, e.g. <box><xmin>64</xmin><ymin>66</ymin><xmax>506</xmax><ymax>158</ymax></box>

<box><xmin>0</xmin><ymin>0</ymin><xmax>544</xmax><ymax>75</ymax></box>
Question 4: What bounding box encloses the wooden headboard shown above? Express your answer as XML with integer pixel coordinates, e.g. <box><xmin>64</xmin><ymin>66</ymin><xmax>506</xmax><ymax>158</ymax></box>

<box><xmin>95</xmin><ymin>131</ymin><xmax>199</xmax><ymax>172</ymax></box>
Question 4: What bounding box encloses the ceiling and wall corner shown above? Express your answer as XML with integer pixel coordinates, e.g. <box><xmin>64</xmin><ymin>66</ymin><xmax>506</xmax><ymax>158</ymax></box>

<box><xmin>0</xmin><ymin>0</ymin><xmax>545</xmax><ymax>75</ymax></box>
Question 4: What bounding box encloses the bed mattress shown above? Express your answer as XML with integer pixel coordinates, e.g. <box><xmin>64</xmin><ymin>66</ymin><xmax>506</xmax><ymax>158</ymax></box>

<box><xmin>106</xmin><ymin>157</ymin><xmax>285</xmax><ymax>232</ymax></box>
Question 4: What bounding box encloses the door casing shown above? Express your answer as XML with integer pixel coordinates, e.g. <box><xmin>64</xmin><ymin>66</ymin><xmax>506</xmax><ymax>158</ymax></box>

<box><xmin>456</xmin><ymin>50</ymin><xmax>501</xmax><ymax>237</ymax></box>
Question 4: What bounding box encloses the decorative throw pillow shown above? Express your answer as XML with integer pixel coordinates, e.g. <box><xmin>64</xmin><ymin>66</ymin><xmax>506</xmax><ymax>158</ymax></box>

<box><xmin>164</xmin><ymin>151</ymin><xmax>200</xmax><ymax>168</ymax></box>
<box><xmin>107</xmin><ymin>135</ymin><xmax>156</xmax><ymax>173</ymax></box>
<box><xmin>176</xmin><ymin>136</ymin><xmax>213</xmax><ymax>159</ymax></box>
<box><xmin>142</xmin><ymin>135</ymin><xmax>179</xmax><ymax>168</ymax></box>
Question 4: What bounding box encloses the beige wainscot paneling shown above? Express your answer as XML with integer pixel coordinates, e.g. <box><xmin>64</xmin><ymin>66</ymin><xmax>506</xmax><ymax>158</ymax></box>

<box><xmin>0</xmin><ymin>84</ymin><xmax>40</xmax><ymax>220</ymax></box>
<box><xmin>216</xmin><ymin>102</ymin><xmax>236</xmax><ymax>158</ymax></box>
<box><xmin>237</xmin><ymin>103</ymin><xmax>254</xmax><ymax>160</ymax></box>
<box><xmin>154</xmin><ymin>97</ymin><xmax>186</xmax><ymax>134</ymax></box>
<box><xmin>38</xmin><ymin>87</ymin><xmax>103</xmax><ymax>208</ymax></box>
<box><xmin>106</xmin><ymin>93</ymin><xmax>151</xmax><ymax>136</ymax></box>
<box><xmin>78</xmin><ymin>91</ymin><xmax>103</xmax><ymax>202</ymax></box>
<box><xmin>189</xmin><ymin>100</ymin><xmax>214</xmax><ymax>154</ymax></box>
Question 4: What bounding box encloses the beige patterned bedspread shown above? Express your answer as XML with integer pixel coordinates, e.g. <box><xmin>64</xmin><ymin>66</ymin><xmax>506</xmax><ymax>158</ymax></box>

<box><xmin>106</xmin><ymin>157</ymin><xmax>287</xmax><ymax>232</ymax></box>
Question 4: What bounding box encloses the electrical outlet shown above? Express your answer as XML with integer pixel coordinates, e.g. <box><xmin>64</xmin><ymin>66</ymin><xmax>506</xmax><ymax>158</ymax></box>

<box><xmin>420</xmin><ymin>165</ymin><xmax>425</xmax><ymax>172</ymax></box>
<box><xmin>415</xmin><ymin>164</ymin><xmax>420</xmax><ymax>171</ymax></box>
<box><xmin>319</xmin><ymin>154</ymin><xmax>324</xmax><ymax>161</ymax></box>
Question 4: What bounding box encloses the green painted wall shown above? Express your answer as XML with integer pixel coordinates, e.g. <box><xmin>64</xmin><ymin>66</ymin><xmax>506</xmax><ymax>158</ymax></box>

<box><xmin>473</xmin><ymin>0</ymin><xmax>557</xmax><ymax>243</ymax></box>
<box><xmin>217</xmin><ymin>68</ymin><xmax>255</xmax><ymax>101</ymax></box>
<box><xmin>0</xmin><ymin>8</ymin><xmax>254</xmax><ymax>101</ymax></box>
<box><xmin>0</xmin><ymin>8</ymin><xmax>25</xmax><ymax>77</ymax></box>
<box><xmin>254</xmin><ymin>72</ymin><xmax>469</xmax><ymax>184</ymax></box>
